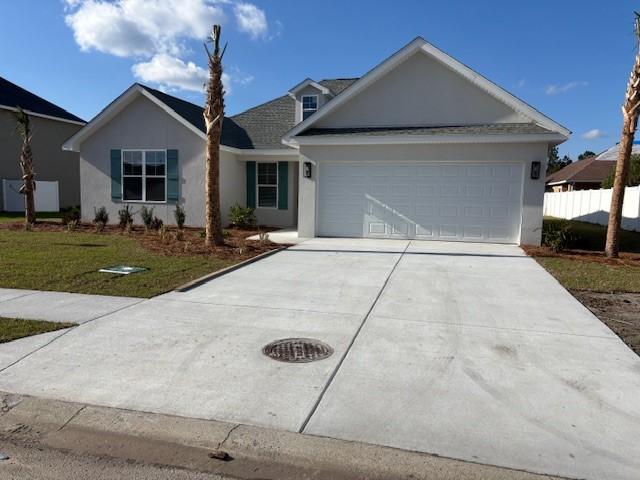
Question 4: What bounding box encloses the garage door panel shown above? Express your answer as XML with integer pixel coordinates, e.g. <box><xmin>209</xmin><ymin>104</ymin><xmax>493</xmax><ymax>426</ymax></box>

<box><xmin>318</xmin><ymin>162</ymin><xmax>523</xmax><ymax>243</ymax></box>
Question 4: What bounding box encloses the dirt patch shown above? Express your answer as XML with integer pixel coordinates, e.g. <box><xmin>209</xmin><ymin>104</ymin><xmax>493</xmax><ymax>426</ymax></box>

<box><xmin>523</xmin><ymin>245</ymin><xmax>640</xmax><ymax>267</ymax></box>
<box><xmin>0</xmin><ymin>220</ymin><xmax>285</xmax><ymax>261</ymax></box>
<box><xmin>572</xmin><ymin>290</ymin><xmax>640</xmax><ymax>356</ymax></box>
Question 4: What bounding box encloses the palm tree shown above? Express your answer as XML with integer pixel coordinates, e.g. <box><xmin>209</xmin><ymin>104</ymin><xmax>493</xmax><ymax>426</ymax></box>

<box><xmin>203</xmin><ymin>24</ymin><xmax>226</xmax><ymax>247</ymax></box>
<box><xmin>13</xmin><ymin>107</ymin><xmax>36</xmax><ymax>226</ymax></box>
<box><xmin>606</xmin><ymin>12</ymin><xmax>640</xmax><ymax>257</ymax></box>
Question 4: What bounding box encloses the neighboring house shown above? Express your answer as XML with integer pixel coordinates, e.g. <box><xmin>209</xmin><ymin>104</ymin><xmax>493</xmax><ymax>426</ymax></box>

<box><xmin>545</xmin><ymin>156</ymin><xmax>616</xmax><ymax>192</ymax></box>
<box><xmin>64</xmin><ymin>37</ymin><xmax>569</xmax><ymax>245</ymax></box>
<box><xmin>0</xmin><ymin>76</ymin><xmax>85</xmax><ymax>210</ymax></box>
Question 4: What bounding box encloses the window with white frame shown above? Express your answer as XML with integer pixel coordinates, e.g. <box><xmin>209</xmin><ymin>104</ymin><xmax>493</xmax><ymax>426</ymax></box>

<box><xmin>122</xmin><ymin>150</ymin><xmax>167</xmax><ymax>202</ymax></box>
<box><xmin>301</xmin><ymin>95</ymin><xmax>318</xmax><ymax>120</ymax></box>
<box><xmin>257</xmin><ymin>162</ymin><xmax>278</xmax><ymax>208</ymax></box>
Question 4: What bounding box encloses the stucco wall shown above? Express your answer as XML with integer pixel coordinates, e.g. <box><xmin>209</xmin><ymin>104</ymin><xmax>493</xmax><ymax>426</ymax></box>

<box><xmin>316</xmin><ymin>51</ymin><xmax>528</xmax><ymax>128</ymax></box>
<box><xmin>78</xmin><ymin>93</ymin><xmax>298</xmax><ymax>228</ymax></box>
<box><xmin>0</xmin><ymin>110</ymin><xmax>82</xmax><ymax>210</ymax></box>
<box><xmin>240</xmin><ymin>153</ymin><xmax>299</xmax><ymax>227</ymax></box>
<box><xmin>298</xmin><ymin>142</ymin><xmax>549</xmax><ymax>245</ymax></box>
<box><xmin>79</xmin><ymin>95</ymin><xmax>245</xmax><ymax>227</ymax></box>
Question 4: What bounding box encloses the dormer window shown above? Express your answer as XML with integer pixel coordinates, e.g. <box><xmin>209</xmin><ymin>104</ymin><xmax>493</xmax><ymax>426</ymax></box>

<box><xmin>302</xmin><ymin>95</ymin><xmax>318</xmax><ymax>120</ymax></box>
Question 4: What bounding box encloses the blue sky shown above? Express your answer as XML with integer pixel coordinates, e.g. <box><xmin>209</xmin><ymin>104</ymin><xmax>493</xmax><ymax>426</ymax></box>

<box><xmin>0</xmin><ymin>0</ymin><xmax>636</xmax><ymax>157</ymax></box>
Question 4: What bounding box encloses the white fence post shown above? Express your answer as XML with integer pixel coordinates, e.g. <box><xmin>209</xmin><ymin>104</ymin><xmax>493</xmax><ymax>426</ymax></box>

<box><xmin>543</xmin><ymin>186</ymin><xmax>640</xmax><ymax>232</ymax></box>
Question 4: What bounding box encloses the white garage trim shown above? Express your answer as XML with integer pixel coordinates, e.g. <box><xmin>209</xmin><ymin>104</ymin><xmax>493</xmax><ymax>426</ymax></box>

<box><xmin>316</xmin><ymin>161</ymin><xmax>525</xmax><ymax>244</ymax></box>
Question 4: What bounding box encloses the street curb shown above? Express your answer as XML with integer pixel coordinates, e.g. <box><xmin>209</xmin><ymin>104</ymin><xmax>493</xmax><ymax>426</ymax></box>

<box><xmin>0</xmin><ymin>392</ymin><xmax>564</xmax><ymax>480</ymax></box>
<box><xmin>174</xmin><ymin>245</ymin><xmax>289</xmax><ymax>292</ymax></box>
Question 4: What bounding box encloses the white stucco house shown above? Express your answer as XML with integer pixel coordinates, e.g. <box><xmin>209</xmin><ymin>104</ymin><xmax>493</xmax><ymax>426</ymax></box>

<box><xmin>63</xmin><ymin>37</ymin><xmax>569</xmax><ymax>245</ymax></box>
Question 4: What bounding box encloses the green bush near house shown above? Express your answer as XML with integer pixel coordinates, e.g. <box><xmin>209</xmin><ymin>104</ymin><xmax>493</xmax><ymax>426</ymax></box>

<box><xmin>228</xmin><ymin>203</ymin><xmax>256</xmax><ymax>229</ymax></box>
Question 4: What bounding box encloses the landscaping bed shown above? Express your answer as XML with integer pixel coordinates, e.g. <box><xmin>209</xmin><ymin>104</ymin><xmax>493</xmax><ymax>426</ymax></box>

<box><xmin>0</xmin><ymin>317</ymin><xmax>76</xmax><ymax>343</ymax></box>
<box><xmin>526</xmin><ymin>218</ymin><xmax>640</xmax><ymax>356</ymax></box>
<box><xmin>0</xmin><ymin>218</ymin><xmax>283</xmax><ymax>298</ymax></box>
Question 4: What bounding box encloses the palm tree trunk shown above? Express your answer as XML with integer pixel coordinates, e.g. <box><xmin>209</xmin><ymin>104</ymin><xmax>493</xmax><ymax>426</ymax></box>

<box><xmin>203</xmin><ymin>25</ymin><xmax>225</xmax><ymax>247</ymax></box>
<box><xmin>605</xmin><ymin>15</ymin><xmax>640</xmax><ymax>257</ymax></box>
<box><xmin>605</xmin><ymin>120</ymin><xmax>635</xmax><ymax>257</ymax></box>
<box><xmin>14</xmin><ymin>107</ymin><xmax>36</xmax><ymax>226</ymax></box>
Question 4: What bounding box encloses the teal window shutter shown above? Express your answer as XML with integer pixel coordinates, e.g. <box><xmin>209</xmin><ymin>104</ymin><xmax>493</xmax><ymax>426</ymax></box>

<box><xmin>110</xmin><ymin>149</ymin><xmax>122</xmax><ymax>201</ymax></box>
<box><xmin>278</xmin><ymin>162</ymin><xmax>288</xmax><ymax>210</ymax></box>
<box><xmin>167</xmin><ymin>149</ymin><xmax>179</xmax><ymax>202</ymax></box>
<box><xmin>246</xmin><ymin>161</ymin><xmax>256</xmax><ymax>208</ymax></box>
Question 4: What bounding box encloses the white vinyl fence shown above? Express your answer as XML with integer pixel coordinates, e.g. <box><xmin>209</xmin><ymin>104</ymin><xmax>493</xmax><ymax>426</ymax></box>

<box><xmin>1</xmin><ymin>179</ymin><xmax>60</xmax><ymax>212</ymax></box>
<box><xmin>543</xmin><ymin>186</ymin><xmax>640</xmax><ymax>232</ymax></box>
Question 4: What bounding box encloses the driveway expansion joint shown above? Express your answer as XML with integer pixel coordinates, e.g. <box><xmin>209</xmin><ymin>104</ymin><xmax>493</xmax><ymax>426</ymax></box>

<box><xmin>298</xmin><ymin>240</ymin><xmax>411</xmax><ymax>433</ymax></box>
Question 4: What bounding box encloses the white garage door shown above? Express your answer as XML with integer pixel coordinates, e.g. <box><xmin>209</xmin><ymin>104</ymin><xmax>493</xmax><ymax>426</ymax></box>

<box><xmin>317</xmin><ymin>162</ymin><xmax>523</xmax><ymax>243</ymax></box>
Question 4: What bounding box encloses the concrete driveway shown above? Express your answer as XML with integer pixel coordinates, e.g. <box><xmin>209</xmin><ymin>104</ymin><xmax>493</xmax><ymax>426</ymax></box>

<box><xmin>0</xmin><ymin>239</ymin><xmax>639</xmax><ymax>480</ymax></box>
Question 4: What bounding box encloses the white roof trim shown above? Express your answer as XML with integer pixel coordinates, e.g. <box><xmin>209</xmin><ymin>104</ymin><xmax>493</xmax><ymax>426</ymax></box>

<box><xmin>283</xmin><ymin>37</ymin><xmax>571</xmax><ymax>142</ymax></box>
<box><xmin>221</xmin><ymin>145</ymin><xmax>298</xmax><ymax>156</ymax></box>
<box><xmin>0</xmin><ymin>104</ymin><xmax>85</xmax><ymax>126</ymax></box>
<box><xmin>287</xmin><ymin>78</ymin><xmax>331</xmax><ymax>98</ymax></box>
<box><xmin>288</xmin><ymin>132</ymin><xmax>566</xmax><ymax>146</ymax></box>
<box><xmin>62</xmin><ymin>85</ymin><xmax>206</xmax><ymax>152</ymax></box>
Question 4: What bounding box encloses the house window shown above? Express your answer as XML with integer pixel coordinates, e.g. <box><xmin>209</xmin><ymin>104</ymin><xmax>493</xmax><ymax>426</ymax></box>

<box><xmin>122</xmin><ymin>150</ymin><xmax>166</xmax><ymax>202</ymax></box>
<box><xmin>257</xmin><ymin>162</ymin><xmax>278</xmax><ymax>208</ymax></box>
<box><xmin>302</xmin><ymin>95</ymin><xmax>318</xmax><ymax>120</ymax></box>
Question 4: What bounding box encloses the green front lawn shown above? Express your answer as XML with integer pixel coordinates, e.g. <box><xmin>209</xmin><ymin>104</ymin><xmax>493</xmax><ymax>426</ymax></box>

<box><xmin>532</xmin><ymin>218</ymin><xmax>640</xmax><ymax>293</ymax></box>
<box><xmin>0</xmin><ymin>317</ymin><xmax>76</xmax><ymax>343</ymax></box>
<box><xmin>0</xmin><ymin>212</ymin><xmax>63</xmax><ymax>224</ymax></box>
<box><xmin>0</xmin><ymin>229</ymin><xmax>235</xmax><ymax>297</ymax></box>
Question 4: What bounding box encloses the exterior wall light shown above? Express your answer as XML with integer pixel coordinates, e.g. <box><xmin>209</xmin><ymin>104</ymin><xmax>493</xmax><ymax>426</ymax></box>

<box><xmin>303</xmin><ymin>161</ymin><xmax>312</xmax><ymax>179</ymax></box>
<box><xmin>530</xmin><ymin>161</ymin><xmax>541</xmax><ymax>180</ymax></box>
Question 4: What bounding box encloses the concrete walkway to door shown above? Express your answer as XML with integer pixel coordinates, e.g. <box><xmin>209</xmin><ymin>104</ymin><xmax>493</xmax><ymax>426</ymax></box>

<box><xmin>0</xmin><ymin>239</ymin><xmax>638</xmax><ymax>480</ymax></box>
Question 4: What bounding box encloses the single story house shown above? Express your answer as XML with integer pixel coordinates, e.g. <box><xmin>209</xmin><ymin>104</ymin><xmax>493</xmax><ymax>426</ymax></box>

<box><xmin>63</xmin><ymin>37</ymin><xmax>569</xmax><ymax>245</ymax></box>
<box><xmin>545</xmin><ymin>156</ymin><xmax>616</xmax><ymax>192</ymax></box>
<box><xmin>0</xmin><ymin>76</ymin><xmax>85</xmax><ymax>210</ymax></box>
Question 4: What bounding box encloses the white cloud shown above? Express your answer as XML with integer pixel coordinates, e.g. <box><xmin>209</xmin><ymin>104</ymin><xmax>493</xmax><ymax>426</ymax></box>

<box><xmin>545</xmin><ymin>81</ymin><xmax>588</xmax><ymax>95</ymax></box>
<box><xmin>234</xmin><ymin>2</ymin><xmax>267</xmax><ymax>39</ymax></box>
<box><xmin>132</xmin><ymin>54</ymin><xmax>208</xmax><ymax>92</ymax></box>
<box><xmin>515</xmin><ymin>78</ymin><xmax>526</xmax><ymax>88</ymax></box>
<box><xmin>65</xmin><ymin>0</ymin><xmax>225</xmax><ymax>58</ymax></box>
<box><xmin>65</xmin><ymin>0</ymin><xmax>269</xmax><ymax>93</ymax></box>
<box><xmin>581</xmin><ymin>129</ymin><xmax>607</xmax><ymax>140</ymax></box>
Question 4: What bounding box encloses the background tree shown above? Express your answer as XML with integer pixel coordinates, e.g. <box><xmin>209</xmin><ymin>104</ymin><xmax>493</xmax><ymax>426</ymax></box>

<box><xmin>606</xmin><ymin>12</ymin><xmax>640</xmax><ymax>257</ymax></box>
<box><xmin>546</xmin><ymin>147</ymin><xmax>573</xmax><ymax>174</ymax></box>
<box><xmin>578</xmin><ymin>150</ymin><xmax>596</xmax><ymax>160</ymax></box>
<box><xmin>602</xmin><ymin>154</ymin><xmax>640</xmax><ymax>188</ymax></box>
<box><xmin>203</xmin><ymin>25</ymin><xmax>226</xmax><ymax>247</ymax></box>
<box><xmin>13</xmin><ymin>107</ymin><xmax>36</xmax><ymax>225</ymax></box>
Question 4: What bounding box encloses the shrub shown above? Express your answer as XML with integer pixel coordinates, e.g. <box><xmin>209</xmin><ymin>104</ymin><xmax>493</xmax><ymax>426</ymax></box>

<box><xmin>62</xmin><ymin>206</ymin><xmax>81</xmax><ymax>226</ymax></box>
<box><xmin>174</xmin><ymin>205</ymin><xmax>186</xmax><ymax>229</ymax></box>
<box><xmin>140</xmin><ymin>206</ymin><xmax>154</xmax><ymax>232</ymax></box>
<box><xmin>93</xmin><ymin>206</ymin><xmax>109</xmax><ymax>232</ymax></box>
<box><xmin>150</xmin><ymin>216</ymin><xmax>163</xmax><ymax>231</ymax></box>
<box><xmin>542</xmin><ymin>220</ymin><xmax>572</xmax><ymax>252</ymax></box>
<box><xmin>117</xmin><ymin>205</ymin><xmax>134</xmax><ymax>230</ymax></box>
<box><xmin>228</xmin><ymin>203</ymin><xmax>256</xmax><ymax>229</ymax></box>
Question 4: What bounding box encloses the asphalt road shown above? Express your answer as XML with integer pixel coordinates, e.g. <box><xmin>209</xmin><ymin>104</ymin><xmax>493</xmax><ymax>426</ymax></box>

<box><xmin>0</xmin><ymin>441</ymin><xmax>233</xmax><ymax>480</ymax></box>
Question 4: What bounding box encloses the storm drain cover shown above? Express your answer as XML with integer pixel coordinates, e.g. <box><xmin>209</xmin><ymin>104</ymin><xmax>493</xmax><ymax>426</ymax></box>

<box><xmin>262</xmin><ymin>338</ymin><xmax>334</xmax><ymax>363</ymax></box>
<box><xmin>98</xmin><ymin>265</ymin><xmax>147</xmax><ymax>275</ymax></box>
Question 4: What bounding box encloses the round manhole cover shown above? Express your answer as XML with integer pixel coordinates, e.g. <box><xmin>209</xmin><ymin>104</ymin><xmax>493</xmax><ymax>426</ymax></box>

<box><xmin>262</xmin><ymin>338</ymin><xmax>334</xmax><ymax>363</ymax></box>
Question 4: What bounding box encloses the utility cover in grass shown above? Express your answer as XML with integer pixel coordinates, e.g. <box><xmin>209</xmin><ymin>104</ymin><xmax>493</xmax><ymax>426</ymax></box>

<box><xmin>99</xmin><ymin>265</ymin><xmax>147</xmax><ymax>275</ymax></box>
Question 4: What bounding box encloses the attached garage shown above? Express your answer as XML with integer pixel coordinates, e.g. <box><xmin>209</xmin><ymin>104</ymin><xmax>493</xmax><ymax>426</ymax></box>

<box><xmin>285</xmin><ymin>38</ymin><xmax>570</xmax><ymax>246</ymax></box>
<box><xmin>317</xmin><ymin>162</ymin><xmax>523</xmax><ymax>243</ymax></box>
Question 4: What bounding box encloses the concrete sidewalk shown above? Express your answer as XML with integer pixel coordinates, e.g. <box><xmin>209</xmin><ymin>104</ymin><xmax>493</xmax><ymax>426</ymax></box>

<box><xmin>0</xmin><ymin>288</ymin><xmax>142</xmax><ymax>324</ymax></box>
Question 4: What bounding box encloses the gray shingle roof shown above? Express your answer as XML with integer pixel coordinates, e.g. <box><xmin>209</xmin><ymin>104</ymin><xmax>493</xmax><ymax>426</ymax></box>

<box><xmin>297</xmin><ymin>123</ymin><xmax>554</xmax><ymax>138</ymax></box>
<box><xmin>596</xmin><ymin>142</ymin><xmax>640</xmax><ymax>161</ymax></box>
<box><xmin>0</xmin><ymin>76</ymin><xmax>85</xmax><ymax>123</ymax></box>
<box><xmin>140</xmin><ymin>78</ymin><xmax>358</xmax><ymax>150</ymax></box>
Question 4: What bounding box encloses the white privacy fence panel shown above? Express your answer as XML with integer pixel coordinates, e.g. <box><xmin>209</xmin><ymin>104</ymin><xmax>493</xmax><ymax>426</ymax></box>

<box><xmin>2</xmin><ymin>179</ymin><xmax>60</xmax><ymax>212</ymax></box>
<box><xmin>543</xmin><ymin>186</ymin><xmax>640</xmax><ymax>231</ymax></box>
